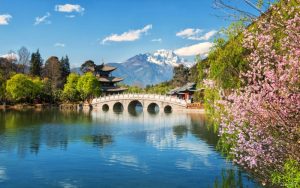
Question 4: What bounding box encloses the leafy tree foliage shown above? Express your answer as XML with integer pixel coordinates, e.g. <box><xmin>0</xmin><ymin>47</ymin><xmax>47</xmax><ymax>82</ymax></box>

<box><xmin>145</xmin><ymin>82</ymin><xmax>171</xmax><ymax>94</ymax></box>
<box><xmin>76</xmin><ymin>72</ymin><xmax>101</xmax><ymax>101</ymax></box>
<box><xmin>122</xmin><ymin>85</ymin><xmax>144</xmax><ymax>93</ymax></box>
<box><xmin>171</xmin><ymin>64</ymin><xmax>190</xmax><ymax>87</ymax></box>
<box><xmin>0</xmin><ymin>57</ymin><xmax>18</xmax><ymax>80</ymax></box>
<box><xmin>272</xmin><ymin>159</ymin><xmax>300</xmax><ymax>188</ymax></box>
<box><xmin>0</xmin><ymin>73</ymin><xmax>6</xmax><ymax>102</ymax></box>
<box><xmin>63</xmin><ymin>73</ymin><xmax>80</xmax><ymax>102</ymax></box>
<box><xmin>29</xmin><ymin>49</ymin><xmax>43</xmax><ymax>77</ymax></box>
<box><xmin>6</xmin><ymin>74</ymin><xmax>44</xmax><ymax>102</ymax></box>
<box><xmin>208</xmin><ymin>21</ymin><xmax>248</xmax><ymax>90</ymax></box>
<box><xmin>43</xmin><ymin>56</ymin><xmax>64</xmax><ymax>90</ymax></box>
<box><xmin>60</xmin><ymin>55</ymin><xmax>71</xmax><ymax>84</ymax></box>
<box><xmin>80</xmin><ymin>60</ymin><xmax>96</xmax><ymax>74</ymax></box>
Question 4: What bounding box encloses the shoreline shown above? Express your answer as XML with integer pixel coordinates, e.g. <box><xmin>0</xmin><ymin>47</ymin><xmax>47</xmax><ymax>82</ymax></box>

<box><xmin>0</xmin><ymin>103</ymin><xmax>78</xmax><ymax>110</ymax></box>
<box><xmin>0</xmin><ymin>103</ymin><xmax>205</xmax><ymax>113</ymax></box>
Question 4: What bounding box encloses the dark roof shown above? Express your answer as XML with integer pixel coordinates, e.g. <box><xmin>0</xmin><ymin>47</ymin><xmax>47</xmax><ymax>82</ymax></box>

<box><xmin>101</xmin><ymin>86</ymin><xmax>127</xmax><ymax>92</ymax></box>
<box><xmin>101</xmin><ymin>65</ymin><xmax>116</xmax><ymax>72</ymax></box>
<box><xmin>96</xmin><ymin>64</ymin><xmax>116</xmax><ymax>72</ymax></box>
<box><xmin>167</xmin><ymin>82</ymin><xmax>197</xmax><ymax>95</ymax></box>
<box><xmin>98</xmin><ymin>76</ymin><xmax>123</xmax><ymax>83</ymax></box>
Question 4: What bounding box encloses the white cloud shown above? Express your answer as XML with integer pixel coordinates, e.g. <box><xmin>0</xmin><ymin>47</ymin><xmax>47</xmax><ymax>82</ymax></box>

<box><xmin>174</xmin><ymin>42</ymin><xmax>213</xmax><ymax>56</ymax></box>
<box><xmin>176</xmin><ymin>28</ymin><xmax>217</xmax><ymax>41</ymax></box>
<box><xmin>54</xmin><ymin>43</ymin><xmax>65</xmax><ymax>47</ymax></box>
<box><xmin>0</xmin><ymin>14</ymin><xmax>12</xmax><ymax>25</ymax></box>
<box><xmin>199</xmin><ymin>30</ymin><xmax>218</xmax><ymax>40</ymax></box>
<box><xmin>55</xmin><ymin>4</ymin><xmax>85</xmax><ymax>13</ymax></box>
<box><xmin>34</xmin><ymin>12</ymin><xmax>51</xmax><ymax>25</ymax></box>
<box><xmin>102</xmin><ymin>24</ymin><xmax>152</xmax><ymax>44</ymax></box>
<box><xmin>151</xmin><ymin>38</ymin><xmax>162</xmax><ymax>42</ymax></box>
<box><xmin>176</xmin><ymin>28</ymin><xmax>202</xmax><ymax>38</ymax></box>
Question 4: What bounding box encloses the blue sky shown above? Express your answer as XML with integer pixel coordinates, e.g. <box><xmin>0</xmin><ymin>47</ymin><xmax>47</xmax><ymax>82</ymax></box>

<box><xmin>0</xmin><ymin>0</ymin><xmax>231</xmax><ymax>67</ymax></box>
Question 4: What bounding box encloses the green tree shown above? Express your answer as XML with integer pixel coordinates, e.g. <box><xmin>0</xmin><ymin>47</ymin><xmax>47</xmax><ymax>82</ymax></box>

<box><xmin>43</xmin><ymin>56</ymin><xmax>63</xmax><ymax>90</ymax></box>
<box><xmin>171</xmin><ymin>64</ymin><xmax>190</xmax><ymax>87</ymax></box>
<box><xmin>76</xmin><ymin>72</ymin><xmax>101</xmax><ymax>101</ymax></box>
<box><xmin>60</xmin><ymin>55</ymin><xmax>71</xmax><ymax>84</ymax></box>
<box><xmin>0</xmin><ymin>57</ymin><xmax>18</xmax><ymax>80</ymax></box>
<box><xmin>0</xmin><ymin>72</ymin><xmax>6</xmax><ymax>102</ymax></box>
<box><xmin>80</xmin><ymin>60</ymin><xmax>96</xmax><ymax>74</ymax></box>
<box><xmin>6</xmin><ymin>74</ymin><xmax>43</xmax><ymax>102</ymax></box>
<box><xmin>145</xmin><ymin>82</ymin><xmax>171</xmax><ymax>94</ymax></box>
<box><xmin>63</xmin><ymin>73</ymin><xmax>80</xmax><ymax>102</ymax></box>
<box><xmin>29</xmin><ymin>49</ymin><xmax>43</xmax><ymax>77</ymax></box>
<box><xmin>208</xmin><ymin>21</ymin><xmax>248</xmax><ymax>90</ymax></box>
<box><xmin>31</xmin><ymin>77</ymin><xmax>45</xmax><ymax>100</ymax></box>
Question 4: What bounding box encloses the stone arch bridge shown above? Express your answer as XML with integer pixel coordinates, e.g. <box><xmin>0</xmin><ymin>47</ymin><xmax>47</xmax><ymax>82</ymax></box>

<box><xmin>91</xmin><ymin>94</ymin><xmax>188</xmax><ymax>113</ymax></box>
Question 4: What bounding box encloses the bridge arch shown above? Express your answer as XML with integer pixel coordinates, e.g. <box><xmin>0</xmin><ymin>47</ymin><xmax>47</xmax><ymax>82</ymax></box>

<box><xmin>102</xmin><ymin>104</ymin><xmax>109</xmax><ymax>111</ymax></box>
<box><xmin>147</xmin><ymin>103</ymin><xmax>160</xmax><ymax>113</ymax></box>
<box><xmin>128</xmin><ymin>100</ymin><xmax>143</xmax><ymax>115</ymax></box>
<box><xmin>164</xmin><ymin>105</ymin><xmax>172</xmax><ymax>113</ymax></box>
<box><xmin>113</xmin><ymin>102</ymin><xmax>124</xmax><ymax>113</ymax></box>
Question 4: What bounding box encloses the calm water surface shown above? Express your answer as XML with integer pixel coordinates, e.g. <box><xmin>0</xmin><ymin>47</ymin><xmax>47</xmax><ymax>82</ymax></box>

<box><xmin>0</xmin><ymin>109</ymin><xmax>261</xmax><ymax>188</ymax></box>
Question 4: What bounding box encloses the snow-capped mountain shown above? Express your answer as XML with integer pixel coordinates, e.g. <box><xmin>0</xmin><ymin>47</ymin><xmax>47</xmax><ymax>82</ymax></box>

<box><xmin>147</xmin><ymin>49</ymin><xmax>193</xmax><ymax>68</ymax></box>
<box><xmin>71</xmin><ymin>49</ymin><xmax>194</xmax><ymax>87</ymax></box>
<box><xmin>107</xmin><ymin>49</ymin><xmax>194</xmax><ymax>87</ymax></box>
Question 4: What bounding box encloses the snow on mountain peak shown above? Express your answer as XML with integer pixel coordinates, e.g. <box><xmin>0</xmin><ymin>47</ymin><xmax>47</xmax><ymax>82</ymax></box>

<box><xmin>147</xmin><ymin>49</ymin><xmax>194</xmax><ymax>68</ymax></box>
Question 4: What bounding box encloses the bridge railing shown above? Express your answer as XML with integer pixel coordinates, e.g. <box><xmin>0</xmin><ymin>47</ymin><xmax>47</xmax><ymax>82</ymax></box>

<box><xmin>92</xmin><ymin>93</ymin><xmax>187</xmax><ymax>106</ymax></box>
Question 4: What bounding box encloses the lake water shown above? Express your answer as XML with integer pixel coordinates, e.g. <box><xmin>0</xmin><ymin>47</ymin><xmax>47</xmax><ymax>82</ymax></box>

<box><xmin>0</xmin><ymin>109</ymin><xmax>261</xmax><ymax>188</ymax></box>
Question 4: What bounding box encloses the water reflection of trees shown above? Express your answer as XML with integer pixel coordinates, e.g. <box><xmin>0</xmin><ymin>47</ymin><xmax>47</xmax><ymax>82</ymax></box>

<box><xmin>83</xmin><ymin>134</ymin><xmax>113</xmax><ymax>148</ymax></box>
<box><xmin>171</xmin><ymin>114</ymin><xmax>219</xmax><ymax>147</ymax></box>
<box><xmin>212</xmin><ymin>169</ymin><xmax>245</xmax><ymax>188</ymax></box>
<box><xmin>0</xmin><ymin>109</ymin><xmax>113</xmax><ymax>157</ymax></box>
<box><xmin>173</xmin><ymin>125</ymin><xmax>188</xmax><ymax>139</ymax></box>
<box><xmin>189</xmin><ymin>113</ymin><xmax>219</xmax><ymax>147</ymax></box>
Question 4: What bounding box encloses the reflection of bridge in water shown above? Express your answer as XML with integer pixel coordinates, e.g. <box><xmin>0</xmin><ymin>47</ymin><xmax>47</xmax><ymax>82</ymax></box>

<box><xmin>91</xmin><ymin>94</ymin><xmax>188</xmax><ymax>113</ymax></box>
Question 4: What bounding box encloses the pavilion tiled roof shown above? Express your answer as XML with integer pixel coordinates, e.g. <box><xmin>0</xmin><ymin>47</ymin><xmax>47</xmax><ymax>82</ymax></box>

<box><xmin>167</xmin><ymin>82</ymin><xmax>197</xmax><ymax>95</ymax></box>
<box><xmin>96</xmin><ymin>64</ymin><xmax>116</xmax><ymax>72</ymax></box>
<box><xmin>98</xmin><ymin>76</ymin><xmax>124</xmax><ymax>83</ymax></box>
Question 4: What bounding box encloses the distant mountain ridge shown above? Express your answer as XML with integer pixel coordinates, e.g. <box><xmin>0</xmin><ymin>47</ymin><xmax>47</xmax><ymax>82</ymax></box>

<box><xmin>71</xmin><ymin>49</ymin><xmax>194</xmax><ymax>87</ymax></box>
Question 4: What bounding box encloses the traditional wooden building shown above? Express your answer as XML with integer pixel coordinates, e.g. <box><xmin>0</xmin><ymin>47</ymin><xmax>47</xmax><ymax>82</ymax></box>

<box><xmin>167</xmin><ymin>82</ymin><xmax>198</xmax><ymax>103</ymax></box>
<box><xmin>94</xmin><ymin>64</ymin><xmax>127</xmax><ymax>95</ymax></box>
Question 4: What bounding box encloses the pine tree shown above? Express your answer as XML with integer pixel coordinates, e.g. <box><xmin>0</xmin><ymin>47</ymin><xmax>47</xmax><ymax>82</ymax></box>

<box><xmin>30</xmin><ymin>49</ymin><xmax>43</xmax><ymax>77</ymax></box>
<box><xmin>60</xmin><ymin>55</ymin><xmax>70</xmax><ymax>84</ymax></box>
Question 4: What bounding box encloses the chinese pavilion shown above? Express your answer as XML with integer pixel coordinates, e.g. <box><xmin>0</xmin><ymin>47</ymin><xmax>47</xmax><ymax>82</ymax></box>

<box><xmin>167</xmin><ymin>82</ymin><xmax>198</xmax><ymax>103</ymax></box>
<box><xmin>94</xmin><ymin>64</ymin><xmax>127</xmax><ymax>95</ymax></box>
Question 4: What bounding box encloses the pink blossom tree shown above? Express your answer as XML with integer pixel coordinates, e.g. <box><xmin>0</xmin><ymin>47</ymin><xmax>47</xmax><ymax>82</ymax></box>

<box><xmin>219</xmin><ymin>1</ymin><xmax>300</xmax><ymax>184</ymax></box>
